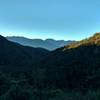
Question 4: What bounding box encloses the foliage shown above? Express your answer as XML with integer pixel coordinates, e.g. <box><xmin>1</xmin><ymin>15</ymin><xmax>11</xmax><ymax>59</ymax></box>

<box><xmin>0</xmin><ymin>33</ymin><xmax>100</xmax><ymax>99</ymax></box>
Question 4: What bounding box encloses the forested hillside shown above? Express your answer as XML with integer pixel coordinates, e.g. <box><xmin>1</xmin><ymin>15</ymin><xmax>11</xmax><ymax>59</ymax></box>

<box><xmin>0</xmin><ymin>33</ymin><xmax>100</xmax><ymax>100</ymax></box>
<box><xmin>39</xmin><ymin>33</ymin><xmax>100</xmax><ymax>89</ymax></box>
<box><xmin>0</xmin><ymin>35</ymin><xmax>49</xmax><ymax>72</ymax></box>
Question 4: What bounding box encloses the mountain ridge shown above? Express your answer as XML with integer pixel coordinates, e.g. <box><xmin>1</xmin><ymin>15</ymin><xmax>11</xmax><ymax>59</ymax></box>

<box><xmin>63</xmin><ymin>33</ymin><xmax>100</xmax><ymax>50</ymax></box>
<box><xmin>6</xmin><ymin>36</ymin><xmax>75</xmax><ymax>50</ymax></box>
<box><xmin>37</xmin><ymin>33</ymin><xmax>100</xmax><ymax>88</ymax></box>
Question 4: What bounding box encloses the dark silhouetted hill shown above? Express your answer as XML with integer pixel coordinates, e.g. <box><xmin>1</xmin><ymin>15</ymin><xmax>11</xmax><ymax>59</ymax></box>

<box><xmin>0</xmin><ymin>35</ymin><xmax>49</xmax><ymax>72</ymax></box>
<box><xmin>39</xmin><ymin>33</ymin><xmax>100</xmax><ymax>89</ymax></box>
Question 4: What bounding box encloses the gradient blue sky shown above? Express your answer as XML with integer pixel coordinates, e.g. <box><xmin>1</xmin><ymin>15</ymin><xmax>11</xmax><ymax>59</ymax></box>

<box><xmin>0</xmin><ymin>0</ymin><xmax>100</xmax><ymax>40</ymax></box>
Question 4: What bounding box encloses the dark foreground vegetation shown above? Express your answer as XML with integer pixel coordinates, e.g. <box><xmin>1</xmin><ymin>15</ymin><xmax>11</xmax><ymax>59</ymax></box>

<box><xmin>0</xmin><ymin>33</ymin><xmax>100</xmax><ymax>100</ymax></box>
<box><xmin>1</xmin><ymin>71</ymin><xmax>100</xmax><ymax>100</ymax></box>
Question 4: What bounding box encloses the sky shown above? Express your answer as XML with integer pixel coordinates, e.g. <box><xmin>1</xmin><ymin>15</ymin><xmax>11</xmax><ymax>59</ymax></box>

<box><xmin>0</xmin><ymin>0</ymin><xmax>100</xmax><ymax>40</ymax></box>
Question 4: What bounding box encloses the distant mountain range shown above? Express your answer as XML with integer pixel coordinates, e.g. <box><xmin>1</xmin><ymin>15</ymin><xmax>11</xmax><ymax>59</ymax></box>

<box><xmin>6</xmin><ymin>36</ymin><xmax>75</xmax><ymax>50</ymax></box>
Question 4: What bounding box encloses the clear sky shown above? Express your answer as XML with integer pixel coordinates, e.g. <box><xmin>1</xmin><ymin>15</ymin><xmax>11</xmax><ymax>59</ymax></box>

<box><xmin>0</xmin><ymin>0</ymin><xmax>100</xmax><ymax>40</ymax></box>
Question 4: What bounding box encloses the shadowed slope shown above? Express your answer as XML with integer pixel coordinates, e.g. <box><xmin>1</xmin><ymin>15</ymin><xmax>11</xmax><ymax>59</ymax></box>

<box><xmin>0</xmin><ymin>35</ymin><xmax>49</xmax><ymax>72</ymax></box>
<box><xmin>39</xmin><ymin>33</ymin><xmax>100</xmax><ymax>89</ymax></box>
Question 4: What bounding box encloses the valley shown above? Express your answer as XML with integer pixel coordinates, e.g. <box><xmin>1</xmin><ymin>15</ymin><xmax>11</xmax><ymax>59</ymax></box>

<box><xmin>0</xmin><ymin>33</ymin><xmax>100</xmax><ymax>100</ymax></box>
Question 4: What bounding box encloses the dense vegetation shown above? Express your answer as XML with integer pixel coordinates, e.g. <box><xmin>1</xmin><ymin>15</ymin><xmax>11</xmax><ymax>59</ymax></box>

<box><xmin>1</xmin><ymin>72</ymin><xmax>100</xmax><ymax>100</ymax></box>
<box><xmin>0</xmin><ymin>33</ymin><xmax>100</xmax><ymax>100</ymax></box>
<box><xmin>39</xmin><ymin>33</ymin><xmax>100</xmax><ymax>89</ymax></box>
